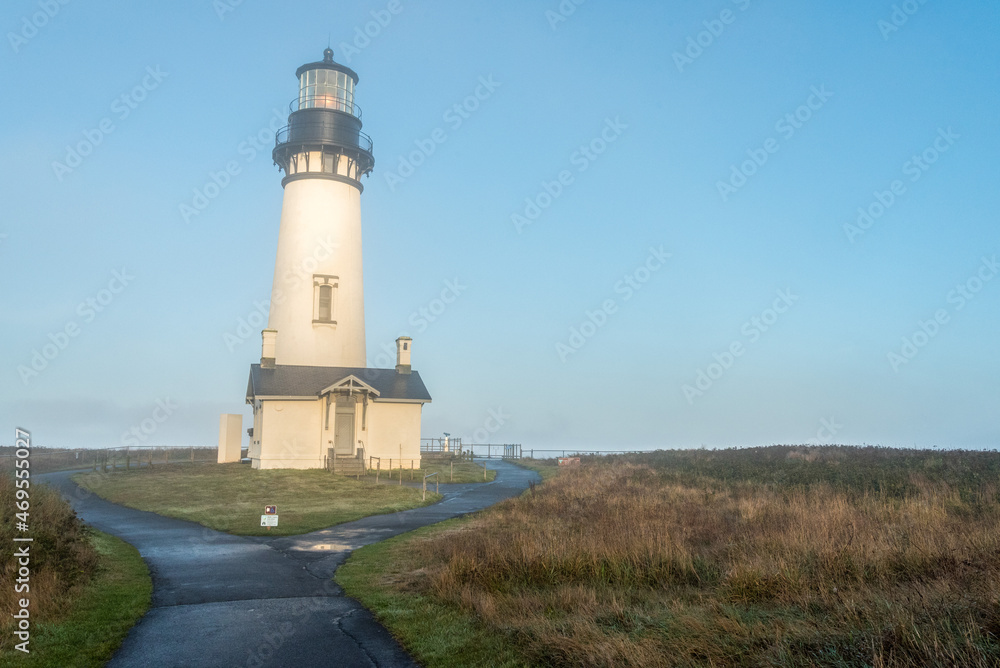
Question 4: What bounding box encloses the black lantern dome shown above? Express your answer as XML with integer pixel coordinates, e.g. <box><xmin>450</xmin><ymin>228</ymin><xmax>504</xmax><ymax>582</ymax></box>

<box><xmin>273</xmin><ymin>49</ymin><xmax>375</xmax><ymax>190</ymax></box>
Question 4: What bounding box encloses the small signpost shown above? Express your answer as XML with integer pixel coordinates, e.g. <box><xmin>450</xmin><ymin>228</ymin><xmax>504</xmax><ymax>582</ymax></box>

<box><xmin>261</xmin><ymin>505</ymin><xmax>278</xmax><ymax>529</ymax></box>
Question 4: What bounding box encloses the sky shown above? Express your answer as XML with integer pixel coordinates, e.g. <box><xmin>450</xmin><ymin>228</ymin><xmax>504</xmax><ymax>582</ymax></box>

<box><xmin>2</xmin><ymin>0</ymin><xmax>998</xmax><ymax>452</ymax></box>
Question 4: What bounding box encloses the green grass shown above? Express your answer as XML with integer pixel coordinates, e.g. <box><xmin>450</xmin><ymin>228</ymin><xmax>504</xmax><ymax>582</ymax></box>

<box><xmin>336</xmin><ymin>518</ymin><xmax>526</xmax><ymax>668</ymax></box>
<box><xmin>365</xmin><ymin>459</ymin><xmax>497</xmax><ymax>484</ymax></box>
<box><xmin>0</xmin><ymin>529</ymin><xmax>151</xmax><ymax>668</ymax></box>
<box><xmin>73</xmin><ymin>462</ymin><xmax>442</xmax><ymax>536</ymax></box>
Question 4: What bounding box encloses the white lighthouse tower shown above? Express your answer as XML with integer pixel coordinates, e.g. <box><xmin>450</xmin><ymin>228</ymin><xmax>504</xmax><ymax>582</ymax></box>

<box><xmin>231</xmin><ymin>49</ymin><xmax>432</xmax><ymax>471</ymax></box>
<box><xmin>265</xmin><ymin>47</ymin><xmax>374</xmax><ymax>368</ymax></box>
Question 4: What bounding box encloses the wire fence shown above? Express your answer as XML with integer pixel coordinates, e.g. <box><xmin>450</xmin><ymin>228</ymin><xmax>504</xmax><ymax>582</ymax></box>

<box><xmin>0</xmin><ymin>446</ymin><xmax>219</xmax><ymax>474</ymax></box>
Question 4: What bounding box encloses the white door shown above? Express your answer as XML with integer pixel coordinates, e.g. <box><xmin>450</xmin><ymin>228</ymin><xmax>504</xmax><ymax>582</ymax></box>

<box><xmin>334</xmin><ymin>412</ymin><xmax>355</xmax><ymax>455</ymax></box>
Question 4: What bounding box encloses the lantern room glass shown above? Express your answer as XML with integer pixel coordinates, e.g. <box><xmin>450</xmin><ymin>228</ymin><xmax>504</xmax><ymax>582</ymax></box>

<box><xmin>299</xmin><ymin>68</ymin><xmax>354</xmax><ymax>113</ymax></box>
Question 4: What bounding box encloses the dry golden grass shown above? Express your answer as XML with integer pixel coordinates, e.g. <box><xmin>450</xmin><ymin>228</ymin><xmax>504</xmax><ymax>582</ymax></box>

<box><xmin>373</xmin><ymin>449</ymin><xmax>1000</xmax><ymax>667</ymax></box>
<box><xmin>0</xmin><ymin>475</ymin><xmax>99</xmax><ymax>631</ymax></box>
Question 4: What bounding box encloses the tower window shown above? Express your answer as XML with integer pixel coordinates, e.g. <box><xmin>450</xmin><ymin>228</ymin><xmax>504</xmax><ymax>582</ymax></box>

<box><xmin>318</xmin><ymin>285</ymin><xmax>332</xmax><ymax>320</ymax></box>
<box><xmin>313</xmin><ymin>275</ymin><xmax>338</xmax><ymax>325</ymax></box>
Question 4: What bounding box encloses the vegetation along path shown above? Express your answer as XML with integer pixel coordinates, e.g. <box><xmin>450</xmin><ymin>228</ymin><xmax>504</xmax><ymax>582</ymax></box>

<box><xmin>43</xmin><ymin>460</ymin><xmax>539</xmax><ymax>667</ymax></box>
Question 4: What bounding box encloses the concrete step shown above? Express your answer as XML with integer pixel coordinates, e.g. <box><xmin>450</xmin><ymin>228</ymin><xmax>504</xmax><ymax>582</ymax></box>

<box><xmin>329</xmin><ymin>457</ymin><xmax>366</xmax><ymax>475</ymax></box>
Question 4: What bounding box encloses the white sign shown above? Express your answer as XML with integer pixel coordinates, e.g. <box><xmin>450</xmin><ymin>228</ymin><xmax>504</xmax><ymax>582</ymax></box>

<box><xmin>260</xmin><ymin>515</ymin><xmax>279</xmax><ymax>527</ymax></box>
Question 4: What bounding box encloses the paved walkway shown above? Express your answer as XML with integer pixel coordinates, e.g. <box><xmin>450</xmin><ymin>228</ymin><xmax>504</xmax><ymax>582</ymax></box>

<box><xmin>44</xmin><ymin>460</ymin><xmax>538</xmax><ymax>668</ymax></box>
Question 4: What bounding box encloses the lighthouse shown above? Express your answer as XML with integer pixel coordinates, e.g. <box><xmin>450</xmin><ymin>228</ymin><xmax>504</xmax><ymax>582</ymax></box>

<box><xmin>266</xmin><ymin>47</ymin><xmax>374</xmax><ymax>368</ymax></box>
<box><xmin>230</xmin><ymin>49</ymin><xmax>431</xmax><ymax>471</ymax></box>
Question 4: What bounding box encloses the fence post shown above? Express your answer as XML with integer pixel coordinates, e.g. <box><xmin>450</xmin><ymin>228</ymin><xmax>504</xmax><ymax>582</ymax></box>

<box><xmin>450</xmin><ymin>460</ymin><xmax>453</xmax><ymax>483</ymax></box>
<box><xmin>376</xmin><ymin>460</ymin><xmax>380</xmax><ymax>484</ymax></box>
<box><xmin>190</xmin><ymin>447</ymin><xmax>194</xmax><ymax>463</ymax></box>
<box><xmin>422</xmin><ymin>476</ymin><xmax>426</xmax><ymax>501</ymax></box>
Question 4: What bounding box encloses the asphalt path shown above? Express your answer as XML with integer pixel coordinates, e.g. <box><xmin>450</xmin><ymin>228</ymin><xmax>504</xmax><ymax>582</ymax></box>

<box><xmin>43</xmin><ymin>459</ymin><xmax>539</xmax><ymax>668</ymax></box>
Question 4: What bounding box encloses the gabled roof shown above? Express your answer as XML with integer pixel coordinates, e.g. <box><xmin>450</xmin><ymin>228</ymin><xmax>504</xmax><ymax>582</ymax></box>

<box><xmin>246</xmin><ymin>364</ymin><xmax>431</xmax><ymax>403</ymax></box>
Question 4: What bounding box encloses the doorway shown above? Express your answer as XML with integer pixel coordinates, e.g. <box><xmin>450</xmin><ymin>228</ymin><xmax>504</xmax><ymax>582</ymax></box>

<box><xmin>334</xmin><ymin>399</ymin><xmax>356</xmax><ymax>456</ymax></box>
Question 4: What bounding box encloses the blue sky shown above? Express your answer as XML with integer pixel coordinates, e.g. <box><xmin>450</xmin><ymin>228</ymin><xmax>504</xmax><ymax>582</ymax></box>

<box><xmin>2</xmin><ymin>0</ymin><xmax>998</xmax><ymax>451</ymax></box>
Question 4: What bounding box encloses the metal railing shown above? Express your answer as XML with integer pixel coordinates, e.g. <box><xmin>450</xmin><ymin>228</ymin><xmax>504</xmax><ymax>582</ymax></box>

<box><xmin>421</xmin><ymin>437</ymin><xmax>463</xmax><ymax>453</ymax></box>
<box><xmin>0</xmin><ymin>445</ymin><xmax>219</xmax><ymax>474</ymax></box>
<box><xmin>290</xmin><ymin>94</ymin><xmax>363</xmax><ymax>119</ymax></box>
<box><xmin>462</xmin><ymin>443</ymin><xmax>523</xmax><ymax>460</ymax></box>
<box><xmin>274</xmin><ymin>125</ymin><xmax>374</xmax><ymax>154</ymax></box>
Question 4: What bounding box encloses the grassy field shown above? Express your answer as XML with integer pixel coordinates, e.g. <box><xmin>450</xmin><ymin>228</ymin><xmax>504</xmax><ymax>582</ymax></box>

<box><xmin>73</xmin><ymin>462</ymin><xmax>442</xmax><ymax>536</ymax></box>
<box><xmin>364</xmin><ymin>459</ymin><xmax>497</xmax><ymax>484</ymax></box>
<box><xmin>338</xmin><ymin>446</ymin><xmax>1000</xmax><ymax>667</ymax></box>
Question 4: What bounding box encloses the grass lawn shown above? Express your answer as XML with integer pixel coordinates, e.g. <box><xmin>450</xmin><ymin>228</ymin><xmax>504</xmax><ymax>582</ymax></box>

<box><xmin>364</xmin><ymin>459</ymin><xmax>496</xmax><ymax>484</ymax></box>
<box><xmin>0</xmin><ymin>529</ymin><xmax>151</xmax><ymax>668</ymax></box>
<box><xmin>338</xmin><ymin>446</ymin><xmax>1000</xmax><ymax>668</ymax></box>
<box><xmin>73</xmin><ymin>462</ymin><xmax>441</xmax><ymax>536</ymax></box>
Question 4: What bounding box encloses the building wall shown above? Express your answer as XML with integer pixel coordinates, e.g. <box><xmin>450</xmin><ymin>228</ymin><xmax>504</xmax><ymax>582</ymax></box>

<box><xmin>252</xmin><ymin>396</ymin><xmax>425</xmax><ymax>470</ymax></box>
<box><xmin>267</xmin><ymin>178</ymin><xmax>366</xmax><ymax>368</ymax></box>
<box><xmin>253</xmin><ymin>398</ymin><xmax>325</xmax><ymax>469</ymax></box>
<box><xmin>366</xmin><ymin>401</ymin><xmax>423</xmax><ymax>467</ymax></box>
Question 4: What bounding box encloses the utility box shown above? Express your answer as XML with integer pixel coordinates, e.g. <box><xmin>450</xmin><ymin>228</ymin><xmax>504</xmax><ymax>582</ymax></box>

<box><xmin>218</xmin><ymin>414</ymin><xmax>243</xmax><ymax>463</ymax></box>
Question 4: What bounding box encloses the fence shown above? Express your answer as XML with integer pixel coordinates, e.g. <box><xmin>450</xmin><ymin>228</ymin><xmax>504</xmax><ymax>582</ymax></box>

<box><xmin>0</xmin><ymin>446</ymin><xmax>219</xmax><ymax>474</ymax></box>
<box><xmin>421</xmin><ymin>437</ymin><xmax>464</xmax><ymax>453</ymax></box>
<box><xmin>522</xmin><ymin>448</ymin><xmax>648</xmax><ymax>459</ymax></box>
<box><xmin>463</xmin><ymin>443</ymin><xmax>523</xmax><ymax>460</ymax></box>
<box><xmin>422</xmin><ymin>440</ymin><xmax>523</xmax><ymax>460</ymax></box>
<box><xmin>454</xmin><ymin>446</ymin><xmax>650</xmax><ymax>460</ymax></box>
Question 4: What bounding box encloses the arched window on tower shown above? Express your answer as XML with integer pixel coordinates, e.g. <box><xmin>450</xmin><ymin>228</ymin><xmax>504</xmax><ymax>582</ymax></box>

<box><xmin>312</xmin><ymin>275</ymin><xmax>338</xmax><ymax>325</ymax></box>
<box><xmin>318</xmin><ymin>285</ymin><xmax>332</xmax><ymax>321</ymax></box>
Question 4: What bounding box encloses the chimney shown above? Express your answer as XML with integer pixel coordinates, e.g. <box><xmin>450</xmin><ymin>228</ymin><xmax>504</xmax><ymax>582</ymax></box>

<box><xmin>395</xmin><ymin>336</ymin><xmax>412</xmax><ymax>374</ymax></box>
<box><xmin>261</xmin><ymin>329</ymin><xmax>277</xmax><ymax>369</ymax></box>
